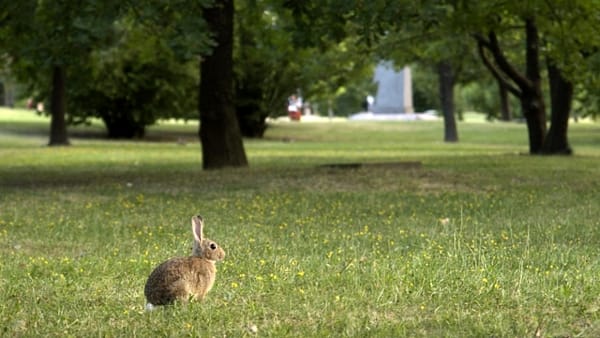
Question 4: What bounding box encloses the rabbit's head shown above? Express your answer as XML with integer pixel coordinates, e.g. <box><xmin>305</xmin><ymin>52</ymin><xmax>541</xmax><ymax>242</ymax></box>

<box><xmin>191</xmin><ymin>215</ymin><xmax>225</xmax><ymax>262</ymax></box>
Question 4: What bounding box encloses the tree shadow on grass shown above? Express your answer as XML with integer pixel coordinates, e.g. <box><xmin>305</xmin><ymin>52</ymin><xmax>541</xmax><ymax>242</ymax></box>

<box><xmin>0</xmin><ymin>121</ymin><xmax>199</xmax><ymax>143</ymax></box>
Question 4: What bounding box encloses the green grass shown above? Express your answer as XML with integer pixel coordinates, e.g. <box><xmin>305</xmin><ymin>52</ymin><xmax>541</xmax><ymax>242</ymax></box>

<box><xmin>1</xmin><ymin>108</ymin><xmax>600</xmax><ymax>337</ymax></box>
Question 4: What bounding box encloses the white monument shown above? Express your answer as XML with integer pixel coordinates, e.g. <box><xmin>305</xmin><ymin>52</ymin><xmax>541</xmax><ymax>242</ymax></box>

<box><xmin>372</xmin><ymin>61</ymin><xmax>413</xmax><ymax>114</ymax></box>
<box><xmin>350</xmin><ymin>61</ymin><xmax>438</xmax><ymax>120</ymax></box>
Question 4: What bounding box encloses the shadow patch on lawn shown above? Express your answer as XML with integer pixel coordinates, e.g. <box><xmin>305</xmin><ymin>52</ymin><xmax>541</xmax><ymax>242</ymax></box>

<box><xmin>319</xmin><ymin>161</ymin><xmax>422</xmax><ymax>170</ymax></box>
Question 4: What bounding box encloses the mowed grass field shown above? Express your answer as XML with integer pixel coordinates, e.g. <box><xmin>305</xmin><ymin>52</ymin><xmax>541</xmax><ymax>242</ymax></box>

<box><xmin>1</xmin><ymin>108</ymin><xmax>600</xmax><ymax>337</ymax></box>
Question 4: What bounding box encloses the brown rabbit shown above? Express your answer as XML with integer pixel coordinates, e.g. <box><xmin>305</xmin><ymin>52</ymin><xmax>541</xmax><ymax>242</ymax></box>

<box><xmin>144</xmin><ymin>215</ymin><xmax>225</xmax><ymax>309</ymax></box>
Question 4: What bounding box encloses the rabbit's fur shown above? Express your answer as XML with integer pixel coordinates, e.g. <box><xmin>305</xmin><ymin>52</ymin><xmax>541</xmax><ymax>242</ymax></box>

<box><xmin>144</xmin><ymin>215</ymin><xmax>225</xmax><ymax>308</ymax></box>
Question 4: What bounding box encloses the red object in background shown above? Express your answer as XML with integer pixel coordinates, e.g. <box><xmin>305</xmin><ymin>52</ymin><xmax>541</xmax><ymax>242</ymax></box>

<box><xmin>289</xmin><ymin>111</ymin><xmax>301</xmax><ymax>121</ymax></box>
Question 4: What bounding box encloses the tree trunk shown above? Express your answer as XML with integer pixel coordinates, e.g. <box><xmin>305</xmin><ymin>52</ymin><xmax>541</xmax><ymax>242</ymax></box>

<box><xmin>543</xmin><ymin>61</ymin><xmax>573</xmax><ymax>154</ymax></box>
<box><xmin>199</xmin><ymin>0</ymin><xmax>248</xmax><ymax>169</ymax></box>
<box><xmin>474</xmin><ymin>17</ymin><xmax>546</xmax><ymax>154</ymax></box>
<box><xmin>0</xmin><ymin>82</ymin><xmax>5</xmax><ymax>106</ymax></box>
<box><xmin>48</xmin><ymin>65</ymin><xmax>70</xmax><ymax>146</ymax></box>
<box><xmin>497</xmin><ymin>80</ymin><xmax>512</xmax><ymax>121</ymax></box>
<box><xmin>522</xmin><ymin>18</ymin><xmax>546</xmax><ymax>154</ymax></box>
<box><xmin>437</xmin><ymin>60</ymin><xmax>458</xmax><ymax>142</ymax></box>
<box><xmin>100</xmin><ymin>110</ymin><xmax>146</xmax><ymax>139</ymax></box>
<box><xmin>520</xmin><ymin>89</ymin><xmax>546</xmax><ymax>154</ymax></box>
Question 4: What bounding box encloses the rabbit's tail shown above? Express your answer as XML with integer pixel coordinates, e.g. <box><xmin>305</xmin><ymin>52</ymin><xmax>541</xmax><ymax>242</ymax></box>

<box><xmin>145</xmin><ymin>303</ymin><xmax>156</xmax><ymax>312</ymax></box>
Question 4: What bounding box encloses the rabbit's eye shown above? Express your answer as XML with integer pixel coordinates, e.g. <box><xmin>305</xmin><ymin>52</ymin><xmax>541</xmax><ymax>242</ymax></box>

<box><xmin>210</xmin><ymin>243</ymin><xmax>217</xmax><ymax>250</ymax></box>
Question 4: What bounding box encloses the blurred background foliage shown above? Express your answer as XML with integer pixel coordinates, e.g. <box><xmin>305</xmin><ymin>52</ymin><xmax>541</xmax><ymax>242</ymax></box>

<box><xmin>1</xmin><ymin>0</ymin><xmax>599</xmax><ymax>138</ymax></box>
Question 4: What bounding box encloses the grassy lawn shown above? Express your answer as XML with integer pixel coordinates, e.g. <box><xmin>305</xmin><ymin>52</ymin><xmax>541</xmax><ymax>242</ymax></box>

<box><xmin>1</xmin><ymin>108</ymin><xmax>599</xmax><ymax>337</ymax></box>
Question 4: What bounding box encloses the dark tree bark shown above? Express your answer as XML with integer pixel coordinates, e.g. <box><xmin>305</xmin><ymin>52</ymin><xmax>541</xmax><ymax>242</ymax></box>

<box><xmin>478</xmin><ymin>40</ymin><xmax>514</xmax><ymax>122</ymax></box>
<box><xmin>199</xmin><ymin>0</ymin><xmax>248</xmax><ymax>169</ymax></box>
<box><xmin>543</xmin><ymin>61</ymin><xmax>573</xmax><ymax>154</ymax></box>
<box><xmin>521</xmin><ymin>18</ymin><xmax>546</xmax><ymax>154</ymax></box>
<box><xmin>437</xmin><ymin>60</ymin><xmax>458</xmax><ymax>142</ymax></box>
<box><xmin>236</xmin><ymin>105</ymin><xmax>268</xmax><ymax>138</ymax></box>
<box><xmin>0</xmin><ymin>82</ymin><xmax>5</xmax><ymax>106</ymax></box>
<box><xmin>497</xmin><ymin>80</ymin><xmax>512</xmax><ymax>121</ymax></box>
<box><xmin>48</xmin><ymin>65</ymin><xmax>70</xmax><ymax>146</ymax></box>
<box><xmin>475</xmin><ymin>17</ymin><xmax>546</xmax><ymax>154</ymax></box>
<box><xmin>100</xmin><ymin>106</ymin><xmax>146</xmax><ymax>139</ymax></box>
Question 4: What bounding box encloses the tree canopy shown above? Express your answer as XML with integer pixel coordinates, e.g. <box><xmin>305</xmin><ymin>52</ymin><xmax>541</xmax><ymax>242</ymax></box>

<box><xmin>1</xmin><ymin>0</ymin><xmax>121</xmax><ymax>145</ymax></box>
<box><xmin>2</xmin><ymin>0</ymin><xmax>599</xmax><ymax>164</ymax></box>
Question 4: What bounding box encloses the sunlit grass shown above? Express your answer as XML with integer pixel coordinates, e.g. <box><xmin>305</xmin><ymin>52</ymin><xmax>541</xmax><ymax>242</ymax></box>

<box><xmin>1</xmin><ymin>108</ymin><xmax>600</xmax><ymax>336</ymax></box>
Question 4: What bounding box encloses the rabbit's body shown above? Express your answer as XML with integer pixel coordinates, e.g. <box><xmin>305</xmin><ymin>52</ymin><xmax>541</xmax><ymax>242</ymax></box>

<box><xmin>144</xmin><ymin>215</ymin><xmax>225</xmax><ymax>308</ymax></box>
<box><xmin>144</xmin><ymin>256</ymin><xmax>217</xmax><ymax>305</ymax></box>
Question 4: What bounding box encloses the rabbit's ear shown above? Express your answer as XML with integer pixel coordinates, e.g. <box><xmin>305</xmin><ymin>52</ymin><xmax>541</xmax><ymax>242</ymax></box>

<box><xmin>192</xmin><ymin>215</ymin><xmax>204</xmax><ymax>242</ymax></box>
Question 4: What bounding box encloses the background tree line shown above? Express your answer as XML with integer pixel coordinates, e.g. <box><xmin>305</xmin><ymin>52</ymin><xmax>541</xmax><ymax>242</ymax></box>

<box><xmin>1</xmin><ymin>0</ymin><xmax>599</xmax><ymax>168</ymax></box>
